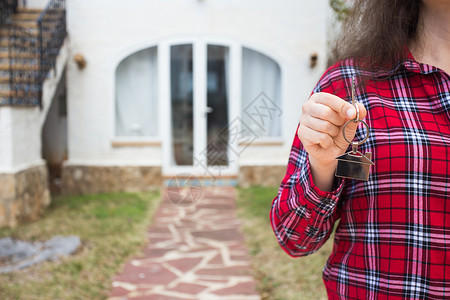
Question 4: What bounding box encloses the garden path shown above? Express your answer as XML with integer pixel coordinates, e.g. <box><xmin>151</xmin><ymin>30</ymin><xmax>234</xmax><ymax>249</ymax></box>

<box><xmin>108</xmin><ymin>186</ymin><xmax>260</xmax><ymax>300</ymax></box>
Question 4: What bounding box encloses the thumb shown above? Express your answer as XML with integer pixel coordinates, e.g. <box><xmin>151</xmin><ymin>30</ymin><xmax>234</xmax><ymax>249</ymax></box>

<box><xmin>338</xmin><ymin>102</ymin><xmax>368</xmax><ymax>146</ymax></box>
<box><xmin>342</xmin><ymin>102</ymin><xmax>367</xmax><ymax>121</ymax></box>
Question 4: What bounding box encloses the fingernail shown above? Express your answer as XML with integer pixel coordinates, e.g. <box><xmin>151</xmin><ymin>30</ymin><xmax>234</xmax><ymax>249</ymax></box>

<box><xmin>346</xmin><ymin>107</ymin><xmax>354</xmax><ymax>118</ymax></box>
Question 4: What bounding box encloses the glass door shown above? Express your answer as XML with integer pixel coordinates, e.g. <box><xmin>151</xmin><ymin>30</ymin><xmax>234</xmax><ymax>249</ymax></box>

<box><xmin>167</xmin><ymin>42</ymin><xmax>233</xmax><ymax>177</ymax></box>
<box><xmin>170</xmin><ymin>44</ymin><xmax>194</xmax><ymax>166</ymax></box>
<box><xmin>206</xmin><ymin>45</ymin><xmax>229</xmax><ymax>167</ymax></box>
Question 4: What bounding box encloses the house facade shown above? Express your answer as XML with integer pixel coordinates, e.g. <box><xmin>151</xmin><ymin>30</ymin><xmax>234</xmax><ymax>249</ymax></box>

<box><xmin>62</xmin><ymin>0</ymin><xmax>331</xmax><ymax>194</ymax></box>
<box><xmin>0</xmin><ymin>0</ymin><xmax>333</xmax><ymax>226</ymax></box>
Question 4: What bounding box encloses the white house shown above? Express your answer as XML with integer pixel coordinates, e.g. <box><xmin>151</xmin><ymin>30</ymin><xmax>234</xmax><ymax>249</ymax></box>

<box><xmin>62</xmin><ymin>0</ymin><xmax>332</xmax><ymax>194</ymax></box>
<box><xmin>0</xmin><ymin>0</ymin><xmax>334</xmax><ymax>226</ymax></box>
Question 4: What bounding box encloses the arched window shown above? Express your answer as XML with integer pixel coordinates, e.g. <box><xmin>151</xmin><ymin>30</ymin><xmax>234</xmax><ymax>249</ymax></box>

<box><xmin>242</xmin><ymin>47</ymin><xmax>282</xmax><ymax>138</ymax></box>
<box><xmin>115</xmin><ymin>46</ymin><xmax>158</xmax><ymax>137</ymax></box>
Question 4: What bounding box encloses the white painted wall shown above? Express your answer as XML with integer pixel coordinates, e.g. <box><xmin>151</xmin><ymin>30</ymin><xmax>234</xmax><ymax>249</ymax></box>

<box><xmin>42</xmin><ymin>76</ymin><xmax>67</xmax><ymax>166</ymax></box>
<box><xmin>0</xmin><ymin>39</ymin><xmax>69</xmax><ymax>173</ymax></box>
<box><xmin>25</xmin><ymin>0</ymin><xmax>49</xmax><ymax>9</ymax></box>
<box><xmin>66</xmin><ymin>0</ymin><xmax>330</xmax><ymax>170</ymax></box>
<box><xmin>0</xmin><ymin>107</ymin><xmax>44</xmax><ymax>173</ymax></box>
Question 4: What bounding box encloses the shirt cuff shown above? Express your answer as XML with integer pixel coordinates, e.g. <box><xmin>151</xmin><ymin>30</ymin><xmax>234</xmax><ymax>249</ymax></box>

<box><xmin>304</xmin><ymin>157</ymin><xmax>344</xmax><ymax>206</ymax></box>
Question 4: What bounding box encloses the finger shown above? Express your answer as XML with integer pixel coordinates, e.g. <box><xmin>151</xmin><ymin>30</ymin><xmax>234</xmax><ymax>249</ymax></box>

<box><xmin>300</xmin><ymin>114</ymin><xmax>340</xmax><ymax>137</ymax></box>
<box><xmin>298</xmin><ymin>124</ymin><xmax>334</xmax><ymax>149</ymax></box>
<box><xmin>303</xmin><ymin>100</ymin><xmax>347</xmax><ymax>126</ymax></box>
<box><xmin>311</xmin><ymin>92</ymin><xmax>364</xmax><ymax>121</ymax></box>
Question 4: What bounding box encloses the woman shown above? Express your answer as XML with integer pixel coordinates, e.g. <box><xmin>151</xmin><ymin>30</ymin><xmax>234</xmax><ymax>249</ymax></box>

<box><xmin>270</xmin><ymin>0</ymin><xmax>450</xmax><ymax>299</ymax></box>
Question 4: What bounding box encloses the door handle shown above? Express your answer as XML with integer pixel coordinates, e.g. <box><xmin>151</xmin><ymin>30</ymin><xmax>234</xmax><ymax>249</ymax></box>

<box><xmin>204</xmin><ymin>107</ymin><xmax>213</xmax><ymax>117</ymax></box>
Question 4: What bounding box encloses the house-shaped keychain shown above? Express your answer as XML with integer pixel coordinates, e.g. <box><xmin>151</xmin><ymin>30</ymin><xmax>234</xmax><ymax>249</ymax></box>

<box><xmin>335</xmin><ymin>150</ymin><xmax>374</xmax><ymax>181</ymax></box>
<box><xmin>335</xmin><ymin>75</ymin><xmax>374</xmax><ymax>181</ymax></box>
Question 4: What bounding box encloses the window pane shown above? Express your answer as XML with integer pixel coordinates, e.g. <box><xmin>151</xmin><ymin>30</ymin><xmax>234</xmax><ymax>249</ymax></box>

<box><xmin>242</xmin><ymin>47</ymin><xmax>282</xmax><ymax>137</ymax></box>
<box><xmin>207</xmin><ymin>45</ymin><xmax>229</xmax><ymax>166</ymax></box>
<box><xmin>171</xmin><ymin>44</ymin><xmax>194</xmax><ymax>166</ymax></box>
<box><xmin>115</xmin><ymin>47</ymin><xmax>158</xmax><ymax>136</ymax></box>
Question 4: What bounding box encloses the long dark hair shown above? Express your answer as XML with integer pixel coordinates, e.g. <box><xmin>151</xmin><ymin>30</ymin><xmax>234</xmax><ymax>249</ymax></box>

<box><xmin>330</xmin><ymin>0</ymin><xmax>421</xmax><ymax>71</ymax></box>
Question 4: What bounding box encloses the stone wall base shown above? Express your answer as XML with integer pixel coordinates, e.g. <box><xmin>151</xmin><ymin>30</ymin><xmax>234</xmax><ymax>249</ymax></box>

<box><xmin>0</xmin><ymin>164</ymin><xmax>51</xmax><ymax>227</ymax></box>
<box><xmin>61</xmin><ymin>165</ymin><xmax>284</xmax><ymax>194</ymax></box>
<box><xmin>238</xmin><ymin>165</ymin><xmax>286</xmax><ymax>187</ymax></box>
<box><xmin>62</xmin><ymin>165</ymin><xmax>162</xmax><ymax>195</ymax></box>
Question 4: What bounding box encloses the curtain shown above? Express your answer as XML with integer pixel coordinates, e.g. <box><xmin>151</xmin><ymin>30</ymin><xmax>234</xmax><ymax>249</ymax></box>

<box><xmin>115</xmin><ymin>47</ymin><xmax>158</xmax><ymax>137</ymax></box>
<box><xmin>242</xmin><ymin>47</ymin><xmax>281</xmax><ymax>137</ymax></box>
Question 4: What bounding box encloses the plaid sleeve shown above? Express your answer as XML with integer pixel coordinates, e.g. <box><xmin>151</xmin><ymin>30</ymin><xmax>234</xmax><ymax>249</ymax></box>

<box><xmin>270</xmin><ymin>66</ymin><xmax>346</xmax><ymax>257</ymax></box>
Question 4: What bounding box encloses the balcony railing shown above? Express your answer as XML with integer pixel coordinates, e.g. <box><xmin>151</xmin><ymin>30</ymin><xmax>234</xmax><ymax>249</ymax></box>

<box><xmin>1</xmin><ymin>0</ymin><xmax>65</xmax><ymax>106</ymax></box>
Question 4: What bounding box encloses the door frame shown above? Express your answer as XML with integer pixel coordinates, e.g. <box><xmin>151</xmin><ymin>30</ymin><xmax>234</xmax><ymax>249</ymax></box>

<box><xmin>160</xmin><ymin>37</ymin><xmax>241</xmax><ymax>177</ymax></box>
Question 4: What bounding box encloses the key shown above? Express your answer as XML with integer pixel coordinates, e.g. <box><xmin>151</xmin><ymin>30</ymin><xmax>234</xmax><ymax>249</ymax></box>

<box><xmin>335</xmin><ymin>76</ymin><xmax>374</xmax><ymax>181</ymax></box>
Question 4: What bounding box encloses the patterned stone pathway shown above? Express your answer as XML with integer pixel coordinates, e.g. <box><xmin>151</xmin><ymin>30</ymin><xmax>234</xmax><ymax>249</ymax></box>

<box><xmin>109</xmin><ymin>187</ymin><xmax>260</xmax><ymax>300</ymax></box>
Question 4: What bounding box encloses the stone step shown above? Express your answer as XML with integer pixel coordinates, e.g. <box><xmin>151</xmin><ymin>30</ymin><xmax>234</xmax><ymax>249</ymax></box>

<box><xmin>10</xmin><ymin>20</ymin><xmax>38</xmax><ymax>29</ymax></box>
<box><xmin>0</xmin><ymin>85</ymin><xmax>42</xmax><ymax>95</ymax></box>
<box><xmin>0</xmin><ymin>90</ymin><xmax>40</xmax><ymax>98</ymax></box>
<box><xmin>16</xmin><ymin>8</ymin><xmax>43</xmax><ymax>14</ymax></box>
<box><xmin>0</xmin><ymin>28</ymin><xmax>39</xmax><ymax>36</ymax></box>
<box><xmin>0</xmin><ymin>61</ymin><xmax>38</xmax><ymax>69</ymax></box>
<box><xmin>0</xmin><ymin>82</ymin><xmax>9</xmax><ymax>90</ymax></box>
<box><xmin>10</xmin><ymin>9</ymin><xmax>64</xmax><ymax>24</ymax></box>
<box><xmin>0</xmin><ymin>75</ymin><xmax>40</xmax><ymax>83</ymax></box>
<box><xmin>0</xmin><ymin>63</ymin><xmax>38</xmax><ymax>71</ymax></box>
<box><xmin>12</xmin><ymin>18</ymin><xmax>62</xmax><ymax>28</ymax></box>
<box><xmin>11</xmin><ymin>12</ymin><xmax>41</xmax><ymax>22</ymax></box>
<box><xmin>0</xmin><ymin>53</ymin><xmax>37</xmax><ymax>60</ymax></box>
<box><xmin>0</xmin><ymin>52</ymin><xmax>37</xmax><ymax>59</ymax></box>
<box><xmin>0</xmin><ymin>39</ymin><xmax>40</xmax><ymax>48</ymax></box>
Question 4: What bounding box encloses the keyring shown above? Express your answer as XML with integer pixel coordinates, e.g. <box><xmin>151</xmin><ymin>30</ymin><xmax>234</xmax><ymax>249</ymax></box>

<box><xmin>351</xmin><ymin>76</ymin><xmax>359</xmax><ymax>122</ymax></box>
<box><xmin>335</xmin><ymin>75</ymin><xmax>374</xmax><ymax>181</ymax></box>
<box><xmin>342</xmin><ymin>119</ymin><xmax>370</xmax><ymax>146</ymax></box>
<box><xmin>353</xmin><ymin>99</ymin><xmax>360</xmax><ymax>122</ymax></box>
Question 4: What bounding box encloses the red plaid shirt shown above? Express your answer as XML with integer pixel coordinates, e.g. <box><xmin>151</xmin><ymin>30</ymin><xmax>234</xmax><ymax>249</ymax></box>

<box><xmin>270</xmin><ymin>54</ymin><xmax>450</xmax><ymax>299</ymax></box>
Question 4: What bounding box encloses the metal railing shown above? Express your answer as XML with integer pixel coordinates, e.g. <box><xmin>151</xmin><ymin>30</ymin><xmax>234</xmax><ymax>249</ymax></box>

<box><xmin>3</xmin><ymin>0</ymin><xmax>65</xmax><ymax>106</ymax></box>
<box><xmin>37</xmin><ymin>0</ymin><xmax>65</xmax><ymax>95</ymax></box>
<box><xmin>7</xmin><ymin>24</ymin><xmax>40</xmax><ymax>105</ymax></box>
<box><xmin>0</xmin><ymin>0</ymin><xmax>17</xmax><ymax>25</ymax></box>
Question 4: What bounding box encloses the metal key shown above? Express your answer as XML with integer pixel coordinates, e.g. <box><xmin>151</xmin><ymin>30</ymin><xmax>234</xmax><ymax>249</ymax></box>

<box><xmin>335</xmin><ymin>76</ymin><xmax>374</xmax><ymax>181</ymax></box>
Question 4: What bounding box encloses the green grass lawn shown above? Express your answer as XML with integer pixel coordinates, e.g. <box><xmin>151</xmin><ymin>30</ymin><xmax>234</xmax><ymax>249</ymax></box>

<box><xmin>237</xmin><ymin>186</ymin><xmax>334</xmax><ymax>300</ymax></box>
<box><xmin>0</xmin><ymin>191</ymin><xmax>160</xmax><ymax>300</ymax></box>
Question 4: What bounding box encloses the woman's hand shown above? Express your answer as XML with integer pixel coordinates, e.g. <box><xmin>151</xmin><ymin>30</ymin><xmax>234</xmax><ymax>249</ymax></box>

<box><xmin>298</xmin><ymin>92</ymin><xmax>367</xmax><ymax>191</ymax></box>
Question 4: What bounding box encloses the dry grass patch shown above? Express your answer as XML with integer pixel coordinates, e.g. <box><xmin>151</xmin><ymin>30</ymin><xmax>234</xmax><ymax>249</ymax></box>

<box><xmin>237</xmin><ymin>186</ymin><xmax>334</xmax><ymax>300</ymax></box>
<box><xmin>0</xmin><ymin>191</ymin><xmax>160</xmax><ymax>300</ymax></box>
